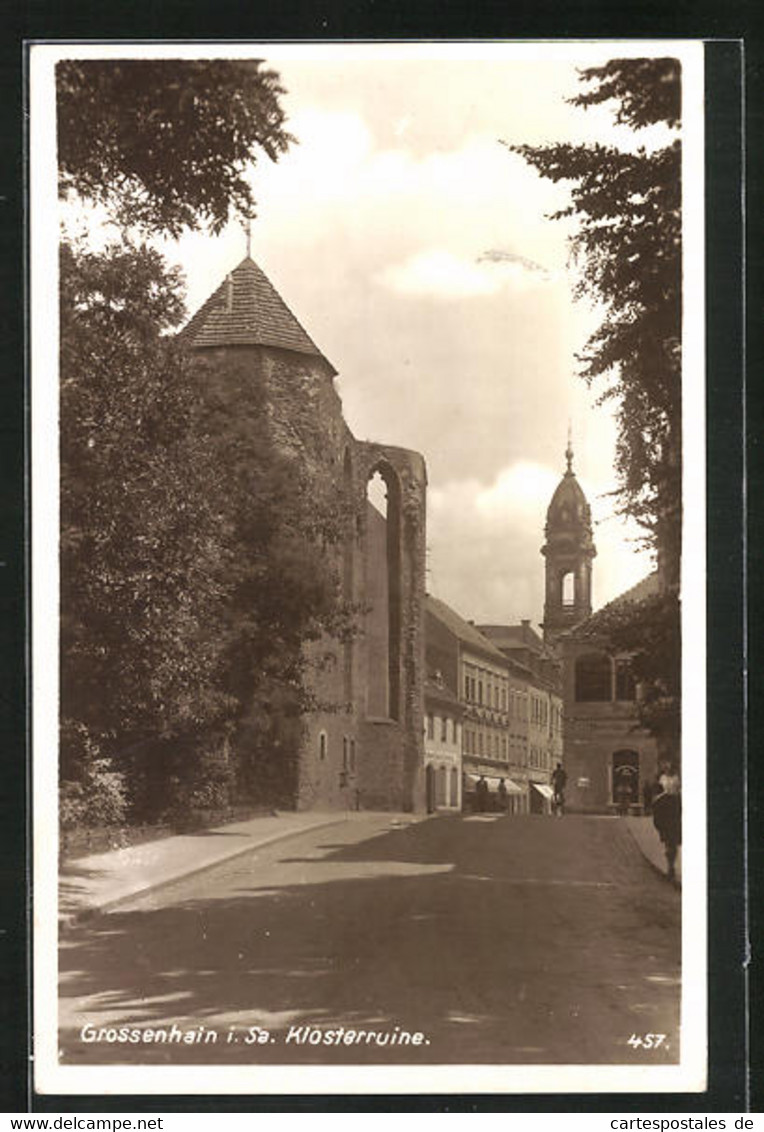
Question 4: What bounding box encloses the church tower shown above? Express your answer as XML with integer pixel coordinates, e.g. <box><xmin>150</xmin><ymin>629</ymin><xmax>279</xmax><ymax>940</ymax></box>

<box><xmin>541</xmin><ymin>437</ymin><xmax>596</xmax><ymax>642</ymax></box>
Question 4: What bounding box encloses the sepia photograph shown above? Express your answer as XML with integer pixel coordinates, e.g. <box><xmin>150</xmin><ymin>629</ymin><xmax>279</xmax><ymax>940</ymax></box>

<box><xmin>30</xmin><ymin>40</ymin><xmax>706</xmax><ymax>1096</ymax></box>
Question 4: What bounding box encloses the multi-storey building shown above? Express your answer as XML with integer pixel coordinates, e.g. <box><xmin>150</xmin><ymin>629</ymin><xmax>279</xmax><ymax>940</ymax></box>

<box><xmin>556</xmin><ymin>576</ymin><xmax>661</xmax><ymax>813</ymax></box>
<box><xmin>478</xmin><ymin>624</ymin><xmax>560</xmax><ymax>813</ymax></box>
<box><xmin>425</xmin><ymin>594</ymin><xmax>527</xmax><ymax>812</ymax></box>
<box><xmin>423</xmin><ymin>672</ymin><xmax>463</xmax><ymax>811</ymax></box>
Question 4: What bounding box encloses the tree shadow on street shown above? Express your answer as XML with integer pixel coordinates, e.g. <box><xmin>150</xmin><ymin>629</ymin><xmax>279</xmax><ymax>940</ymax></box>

<box><xmin>59</xmin><ymin>814</ymin><xmax>681</xmax><ymax>1067</ymax></box>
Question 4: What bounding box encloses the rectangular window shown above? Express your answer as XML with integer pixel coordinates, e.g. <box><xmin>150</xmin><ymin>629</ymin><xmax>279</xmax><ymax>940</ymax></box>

<box><xmin>575</xmin><ymin>652</ymin><xmax>613</xmax><ymax>702</ymax></box>
<box><xmin>427</xmin><ymin>713</ymin><xmax>434</xmax><ymax>739</ymax></box>
<box><xmin>615</xmin><ymin>659</ymin><xmax>636</xmax><ymax>701</ymax></box>
<box><xmin>441</xmin><ymin>715</ymin><xmax>448</xmax><ymax>742</ymax></box>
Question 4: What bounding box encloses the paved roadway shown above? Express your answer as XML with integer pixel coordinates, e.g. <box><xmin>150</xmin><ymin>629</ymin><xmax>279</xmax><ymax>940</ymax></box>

<box><xmin>59</xmin><ymin>812</ymin><xmax>681</xmax><ymax>1066</ymax></box>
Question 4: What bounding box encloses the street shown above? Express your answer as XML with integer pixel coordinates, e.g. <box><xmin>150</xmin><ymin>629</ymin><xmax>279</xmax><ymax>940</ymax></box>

<box><xmin>59</xmin><ymin>813</ymin><xmax>681</xmax><ymax>1066</ymax></box>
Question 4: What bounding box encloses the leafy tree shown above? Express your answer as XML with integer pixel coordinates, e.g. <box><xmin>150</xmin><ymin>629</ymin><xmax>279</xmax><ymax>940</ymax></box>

<box><xmin>57</xmin><ymin>59</ymin><xmax>294</xmax><ymax>236</ymax></box>
<box><xmin>60</xmin><ymin>240</ymin><xmax>353</xmax><ymax>819</ymax></box>
<box><xmin>57</xmin><ymin>60</ymin><xmax>361</xmax><ymax>821</ymax></box>
<box><xmin>507</xmin><ymin>57</ymin><xmax>682</xmax><ymax>585</ymax></box>
<box><xmin>55</xmin><ymin>57</ymin><xmax>338</xmax><ymax>821</ymax></box>
<box><xmin>189</xmin><ymin>353</ymin><xmax>355</xmax><ymax>808</ymax></box>
<box><xmin>575</xmin><ymin>591</ymin><xmax>681</xmax><ymax>755</ymax></box>
<box><xmin>508</xmin><ymin>59</ymin><xmax>682</xmax><ymax>755</ymax></box>
<box><xmin>59</xmin><ymin>241</ymin><xmax>237</xmax><ymax>814</ymax></box>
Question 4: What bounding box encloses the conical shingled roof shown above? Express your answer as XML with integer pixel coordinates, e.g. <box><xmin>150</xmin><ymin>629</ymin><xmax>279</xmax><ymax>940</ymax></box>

<box><xmin>181</xmin><ymin>256</ymin><xmax>336</xmax><ymax>374</ymax></box>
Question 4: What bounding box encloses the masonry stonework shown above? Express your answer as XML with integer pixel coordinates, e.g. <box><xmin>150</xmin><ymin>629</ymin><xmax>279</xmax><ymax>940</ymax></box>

<box><xmin>184</xmin><ymin>257</ymin><xmax>427</xmax><ymax>813</ymax></box>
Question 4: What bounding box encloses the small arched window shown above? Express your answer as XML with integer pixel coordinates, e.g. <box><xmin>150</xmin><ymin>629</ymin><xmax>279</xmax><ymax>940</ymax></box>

<box><xmin>318</xmin><ymin>731</ymin><xmax>328</xmax><ymax>761</ymax></box>
<box><xmin>562</xmin><ymin>571</ymin><xmax>575</xmax><ymax>606</ymax></box>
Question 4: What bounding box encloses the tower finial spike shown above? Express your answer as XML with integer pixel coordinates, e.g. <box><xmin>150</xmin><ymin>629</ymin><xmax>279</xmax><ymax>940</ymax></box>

<box><xmin>565</xmin><ymin>420</ymin><xmax>574</xmax><ymax>473</ymax></box>
<box><xmin>245</xmin><ymin>216</ymin><xmax>252</xmax><ymax>259</ymax></box>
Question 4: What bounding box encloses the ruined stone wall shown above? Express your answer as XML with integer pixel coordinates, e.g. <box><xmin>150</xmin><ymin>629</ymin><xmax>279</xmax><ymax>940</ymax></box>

<box><xmin>352</xmin><ymin>443</ymin><xmax>427</xmax><ymax>813</ymax></box>
<box><xmin>296</xmin><ymin>436</ymin><xmax>427</xmax><ymax>813</ymax></box>
<box><xmin>195</xmin><ymin>344</ymin><xmax>427</xmax><ymax>813</ymax></box>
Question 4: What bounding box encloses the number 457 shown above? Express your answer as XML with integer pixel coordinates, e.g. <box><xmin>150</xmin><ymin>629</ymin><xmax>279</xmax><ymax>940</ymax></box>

<box><xmin>628</xmin><ymin>1033</ymin><xmax>667</xmax><ymax>1050</ymax></box>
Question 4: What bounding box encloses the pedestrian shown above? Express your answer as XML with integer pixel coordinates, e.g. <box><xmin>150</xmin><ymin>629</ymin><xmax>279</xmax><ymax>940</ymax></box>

<box><xmin>658</xmin><ymin>760</ymin><xmax>681</xmax><ymax>796</ymax></box>
<box><xmin>497</xmin><ymin>778</ymin><xmax>508</xmax><ymax>812</ymax></box>
<box><xmin>476</xmin><ymin>775</ymin><xmax>488</xmax><ymax>813</ymax></box>
<box><xmin>652</xmin><ymin>764</ymin><xmax>681</xmax><ymax>883</ymax></box>
<box><xmin>551</xmin><ymin>762</ymin><xmax>567</xmax><ymax>817</ymax></box>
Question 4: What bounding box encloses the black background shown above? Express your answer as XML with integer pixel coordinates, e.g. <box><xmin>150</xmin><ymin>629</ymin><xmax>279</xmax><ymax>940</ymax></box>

<box><xmin>1</xmin><ymin>2</ymin><xmax>755</xmax><ymax>1115</ymax></box>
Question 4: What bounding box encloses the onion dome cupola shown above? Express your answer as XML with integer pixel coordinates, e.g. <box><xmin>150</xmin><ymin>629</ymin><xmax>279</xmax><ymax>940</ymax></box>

<box><xmin>541</xmin><ymin>437</ymin><xmax>597</xmax><ymax>642</ymax></box>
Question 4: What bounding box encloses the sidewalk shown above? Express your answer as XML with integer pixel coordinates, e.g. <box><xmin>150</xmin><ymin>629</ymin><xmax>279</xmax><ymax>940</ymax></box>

<box><xmin>59</xmin><ymin>810</ymin><xmax>356</xmax><ymax>930</ymax></box>
<box><xmin>625</xmin><ymin>815</ymin><xmax>682</xmax><ymax>886</ymax></box>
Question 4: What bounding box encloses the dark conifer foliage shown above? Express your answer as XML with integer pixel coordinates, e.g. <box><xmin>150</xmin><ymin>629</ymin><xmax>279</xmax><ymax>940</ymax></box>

<box><xmin>508</xmin><ymin>59</ymin><xmax>683</xmax><ymax>754</ymax></box>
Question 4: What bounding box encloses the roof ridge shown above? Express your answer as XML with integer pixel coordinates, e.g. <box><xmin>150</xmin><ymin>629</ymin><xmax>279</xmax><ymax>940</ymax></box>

<box><xmin>565</xmin><ymin>571</ymin><xmax>662</xmax><ymax>638</ymax></box>
<box><xmin>426</xmin><ymin>594</ymin><xmax>508</xmax><ymax>661</ymax></box>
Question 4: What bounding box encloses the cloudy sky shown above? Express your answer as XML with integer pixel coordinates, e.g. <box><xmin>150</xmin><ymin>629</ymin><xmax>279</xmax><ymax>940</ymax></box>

<box><xmin>55</xmin><ymin>42</ymin><xmax>695</xmax><ymax>628</ymax></box>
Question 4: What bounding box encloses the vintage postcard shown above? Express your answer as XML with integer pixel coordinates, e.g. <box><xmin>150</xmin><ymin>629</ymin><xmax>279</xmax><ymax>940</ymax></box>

<box><xmin>31</xmin><ymin>40</ymin><xmax>706</xmax><ymax>1096</ymax></box>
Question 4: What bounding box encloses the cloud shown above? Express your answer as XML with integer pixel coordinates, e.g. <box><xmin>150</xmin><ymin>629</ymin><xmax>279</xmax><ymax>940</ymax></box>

<box><xmin>377</xmin><ymin>247</ymin><xmax>556</xmax><ymax>299</ymax></box>
<box><xmin>475</xmin><ymin>462</ymin><xmax>559</xmax><ymax>515</ymax></box>
<box><xmin>426</xmin><ymin>462</ymin><xmax>653</xmax><ymax>627</ymax></box>
<box><xmin>377</xmin><ymin>249</ymin><xmax>504</xmax><ymax>298</ymax></box>
<box><xmin>477</xmin><ymin>248</ymin><xmax>555</xmax><ymax>282</ymax></box>
<box><xmin>169</xmin><ymin>82</ymin><xmax>654</xmax><ymax>622</ymax></box>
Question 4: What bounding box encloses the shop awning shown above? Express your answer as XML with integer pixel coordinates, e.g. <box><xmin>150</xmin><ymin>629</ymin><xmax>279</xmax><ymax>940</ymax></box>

<box><xmin>531</xmin><ymin>782</ymin><xmax>555</xmax><ymax>800</ymax></box>
<box><xmin>464</xmin><ymin>774</ymin><xmax>524</xmax><ymax>794</ymax></box>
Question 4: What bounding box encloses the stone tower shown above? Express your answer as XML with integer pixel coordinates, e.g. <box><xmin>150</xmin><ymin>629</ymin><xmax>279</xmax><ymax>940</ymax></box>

<box><xmin>541</xmin><ymin>438</ymin><xmax>596</xmax><ymax>642</ymax></box>
<box><xmin>182</xmin><ymin>254</ymin><xmax>428</xmax><ymax>812</ymax></box>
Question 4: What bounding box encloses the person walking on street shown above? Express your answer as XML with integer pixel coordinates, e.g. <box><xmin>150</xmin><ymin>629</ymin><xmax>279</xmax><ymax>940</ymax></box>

<box><xmin>497</xmin><ymin>778</ymin><xmax>508</xmax><ymax>813</ymax></box>
<box><xmin>551</xmin><ymin>762</ymin><xmax>567</xmax><ymax>817</ymax></box>
<box><xmin>652</xmin><ymin>762</ymin><xmax>682</xmax><ymax>883</ymax></box>
<box><xmin>476</xmin><ymin>775</ymin><xmax>489</xmax><ymax>813</ymax></box>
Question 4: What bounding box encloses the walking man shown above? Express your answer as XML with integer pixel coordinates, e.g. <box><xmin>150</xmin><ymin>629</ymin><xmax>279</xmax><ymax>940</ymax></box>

<box><xmin>551</xmin><ymin>761</ymin><xmax>567</xmax><ymax>817</ymax></box>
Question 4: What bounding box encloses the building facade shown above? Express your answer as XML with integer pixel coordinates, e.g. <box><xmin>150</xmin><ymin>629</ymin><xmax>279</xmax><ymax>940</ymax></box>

<box><xmin>425</xmin><ymin>595</ymin><xmax>527</xmax><ymax>812</ymax></box>
<box><xmin>183</xmin><ymin>256</ymin><xmax>428</xmax><ymax>812</ymax></box>
<box><xmin>424</xmin><ymin>673</ymin><xmax>463</xmax><ymax>811</ymax></box>
<box><xmin>557</xmin><ymin>577</ymin><xmax>661</xmax><ymax>813</ymax></box>
<box><xmin>478</xmin><ymin>622</ymin><xmax>560</xmax><ymax>813</ymax></box>
<box><xmin>541</xmin><ymin>443</ymin><xmax>660</xmax><ymax>813</ymax></box>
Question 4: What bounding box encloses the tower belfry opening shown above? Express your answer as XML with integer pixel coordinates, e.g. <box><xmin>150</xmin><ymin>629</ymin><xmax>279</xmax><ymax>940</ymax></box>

<box><xmin>541</xmin><ymin>438</ymin><xmax>597</xmax><ymax>642</ymax></box>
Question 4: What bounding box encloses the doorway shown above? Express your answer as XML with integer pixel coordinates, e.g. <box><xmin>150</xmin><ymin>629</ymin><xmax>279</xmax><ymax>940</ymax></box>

<box><xmin>612</xmin><ymin>749</ymin><xmax>639</xmax><ymax>810</ymax></box>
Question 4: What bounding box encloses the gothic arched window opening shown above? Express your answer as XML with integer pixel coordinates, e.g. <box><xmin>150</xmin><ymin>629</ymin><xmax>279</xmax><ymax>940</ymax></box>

<box><xmin>364</xmin><ymin>464</ymin><xmax>402</xmax><ymax>720</ymax></box>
